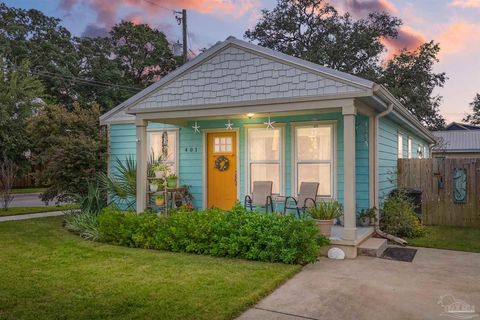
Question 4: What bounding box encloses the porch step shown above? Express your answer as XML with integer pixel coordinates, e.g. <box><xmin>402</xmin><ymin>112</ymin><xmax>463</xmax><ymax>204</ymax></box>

<box><xmin>358</xmin><ymin>237</ymin><xmax>387</xmax><ymax>257</ymax></box>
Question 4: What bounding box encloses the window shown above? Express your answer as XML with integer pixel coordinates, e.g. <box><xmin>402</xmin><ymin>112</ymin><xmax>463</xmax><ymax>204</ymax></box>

<box><xmin>214</xmin><ymin>137</ymin><xmax>232</xmax><ymax>153</ymax></box>
<box><xmin>407</xmin><ymin>137</ymin><xmax>412</xmax><ymax>159</ymax></box>
<box><xmin>247</xmin><ymin>126</ymin><xmax>283</xmax><ymax>194</ymax></box>
<box><xmin>424</xmin><ymin>146</ymin><xmax>428</xmax><ymax>158</ymax></box>
<box><xmin>294</xmin><ymin>123</ymin><xmax>334</xmax><ymax>197</ymax></box>
<box><xmin>397</xmin><ymin>134</ymin><xmax>403</xmax><ymax>159</ymax></box>
<box><xmin>418</xmin><ymin>144</ymin><xmax>423</xmax><ymax>159</ymax></box>
<box><xmin>147</xmin><ymin>130</ymin><xmax>178</xmax><ymax>173</ymax></box>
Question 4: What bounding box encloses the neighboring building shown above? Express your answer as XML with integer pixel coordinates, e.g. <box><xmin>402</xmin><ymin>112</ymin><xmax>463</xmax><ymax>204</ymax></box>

<box><xmin>444</xmin><ymin>122</ymin><xmax>480</xmax><ymax>131</ymax></box>
<box><xmin>100</xmin><ymin>37</ymin><xmax>434</xmax><ymax>257</ymax></box>
<box><xmin>432</xmin><ymin>123</ymin><xmax>480</xmax><ymax>158</ymax></box>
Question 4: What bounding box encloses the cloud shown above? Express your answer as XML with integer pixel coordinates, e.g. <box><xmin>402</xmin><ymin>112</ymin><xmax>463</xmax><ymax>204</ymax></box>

<box><xmin>59</xmin><ymin>0</ymin><xmax>258</xmax><ymax>30</ymax></box>
<box><xmin>382</xmin><ymin>26</ymin><xmax>426</xmax><ymax>56</ymax></box>
<box><xmin>343</xmin><ymin>0</ymin><xmax>397</xmax><ymax>15</ymax></box>
<box><xmin>437</xmin><ymin>22</ymin><xmax>480</xmax><ymax>56</ymax></box>
<box><xmin>450</xmin><ymin>0</ymin><xmax>480</xmax><ymax>8</ymax></box>
<box><xmin>81</xmin><ymin>24</ymin><xmax>109</xmax><ymax>37</ymax></box>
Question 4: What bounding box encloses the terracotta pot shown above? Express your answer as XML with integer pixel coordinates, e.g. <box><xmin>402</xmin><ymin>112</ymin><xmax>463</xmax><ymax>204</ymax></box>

<box><xmin>315</xmin><ymin>219</ymin><xmax>334</xmax><ymax>237</ymax></box>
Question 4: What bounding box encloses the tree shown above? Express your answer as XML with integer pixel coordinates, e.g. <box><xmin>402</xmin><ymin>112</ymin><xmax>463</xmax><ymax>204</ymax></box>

<box><xmin>462</xmin><ymin>94</ymin><xmax>480</xmax><ymax>125</ymax></box>
<box><xmin>0</xmin><ymin>61</ymin><xmax>44</xmax><ymax>170</ymax></box>
<box><xmin>246</xmin><ymin>0</ymin><xmax>446</xmax><ymax>130</ymax></box>
<box><xmin>0</xmin><ymin>158</ymin><xmax>18</xmax><ymax>210</ymax></box>
<box><xmin>245</xmin><ymin>0</ymin><xmax>400</xmax><ymax>79</ymax></box>
<box><xmin>110</xmin><ymin>21</ymin><xmax>180</xmax><ymax>86</ymax></box>
<box><xmin>379</xmin><ymin>42</ymin><xmax>447</xmax><ymax>130</ymax></box>
<box><xmin>26</xmin><ymin>103</ymin><xmax>107</xmax><ymax>202</ymax></box>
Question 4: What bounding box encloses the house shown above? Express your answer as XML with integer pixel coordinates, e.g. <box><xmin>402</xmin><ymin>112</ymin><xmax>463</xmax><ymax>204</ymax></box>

<box><xmin>100</xmin><ymin>37</ymin><xmax>434</xmax><ymax>257</ymax></box>
<box><xmin>432</xmin><ymin>123</ymin><xmax>480</xmax><ymax>158</ymax></box>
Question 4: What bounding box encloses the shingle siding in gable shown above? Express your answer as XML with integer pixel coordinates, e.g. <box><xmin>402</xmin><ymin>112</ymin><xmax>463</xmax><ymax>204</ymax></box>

<box><xmin>131</xmin><ymin>46</ymin><xmax>365</xmax><ymax>112</ymax></box>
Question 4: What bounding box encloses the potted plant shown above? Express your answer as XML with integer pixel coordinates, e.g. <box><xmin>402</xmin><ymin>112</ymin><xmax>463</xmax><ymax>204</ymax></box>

<box><xmin>149</xmin><ymin>181</ymin><xmax>158</xmax><ymax>192</ymax></box>
<box><xmin>153</xmin><ymin>163</ymin><xmax>169</xmax><ymax>179</ymax></box>
<box><xmin>155</xmin><ymin>193</ymin><xmax>165</xmax><ymax>206</ymax></box>
<box><xmin>359</xmin><ymin>207</ymin><xmax>377</xmax><ymax>227</ymax></box>
<box><xmin>307</xmin><ymin>200</ymin><xmax>342</xmax><ymax>237</ymax></box>
<box><xmin>166</xmin><ymin>173</ymin><xmax>178</xmax><ymax>188</ymax></box>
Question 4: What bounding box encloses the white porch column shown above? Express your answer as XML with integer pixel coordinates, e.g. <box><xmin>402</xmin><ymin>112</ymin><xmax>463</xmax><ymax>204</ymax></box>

<box><xmin>342</xmin><ymin>105</ymin><xmax>357</xmax><ymax>241</ymax></box>
<box><xmin>136</xmin><ymin>119</ymin><xmax>148</xmax><ymax>213</ymax></box>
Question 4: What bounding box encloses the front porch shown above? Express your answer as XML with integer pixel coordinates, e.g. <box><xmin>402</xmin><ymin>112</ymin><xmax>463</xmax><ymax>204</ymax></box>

<box><xmin>133</xmin><ymin>101</ymin><xmax>375</xmax><ymax>252</ymax></box>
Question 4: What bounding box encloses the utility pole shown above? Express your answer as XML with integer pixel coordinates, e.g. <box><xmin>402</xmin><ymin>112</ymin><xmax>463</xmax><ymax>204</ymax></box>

<box><xmin>175</xmin><ymin>9</ymin><xmax>188</xmax><ymax>63</ymax></box>
<box><xmin>182</xmin><ymin>9</ymin><xmax>187</xmax><ymax>63</ymax></box>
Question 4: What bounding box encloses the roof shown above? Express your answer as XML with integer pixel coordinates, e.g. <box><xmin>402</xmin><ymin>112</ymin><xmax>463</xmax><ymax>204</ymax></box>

<box><xmin>445</xmin><ymin>122</ymin><xmax>480</xmax><ymax>131</ymax></box>
<box><xmin>99</xmin><ymin>36</ymin><xmax>434</xmax><ymax>143</ymax></box>
<box><xmin>432</xmin><ymin>130</ymin><xmax>480</xmax><ymax>153</ymax></box>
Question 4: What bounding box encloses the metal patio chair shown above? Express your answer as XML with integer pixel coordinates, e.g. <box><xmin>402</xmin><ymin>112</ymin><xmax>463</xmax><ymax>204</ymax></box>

<box><xmin>244</xmin><ymin>181</ymin><xmax>274</xmax><ymax>213</ymax></box>
<box><xmin>284</xmin><ymin>182</ymin><xmax>319</xmax><ymax>217</ymax></box>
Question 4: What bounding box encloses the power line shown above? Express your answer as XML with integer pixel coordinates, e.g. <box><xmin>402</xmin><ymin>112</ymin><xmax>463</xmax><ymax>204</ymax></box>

<box><xmin>141</xmin><ymin>0</ymin><xmax>176</xmax><ymax>12</ymax></box>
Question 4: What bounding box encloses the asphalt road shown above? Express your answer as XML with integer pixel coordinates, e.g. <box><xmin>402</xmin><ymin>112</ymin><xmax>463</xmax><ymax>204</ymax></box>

<box><xmin>8</xmin><ymin>193</ymin><xmax>60</xmax><ymax>207</ymax></box>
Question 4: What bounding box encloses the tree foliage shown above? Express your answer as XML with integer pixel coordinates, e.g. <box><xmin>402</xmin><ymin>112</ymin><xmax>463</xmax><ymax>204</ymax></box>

<box><xmin>0</xmin><ymin>3</ymin><xmax>181</xmax><ymax>113</ymax></box>
<box><xmin>379</xmin><ymin>42</ymin><xmax>447</xmax><ymax>130</ymax></box>
<box><xmin>246</xmin><ymin>0</ymin><xmax>446</xmax><ymax>130</ymax></box>
<box><xmin>0</xmin><ymin>61</ymin><xmax>44</xmax><ymax>169</ymax></box>
<box><xmin>462</xmin><ymin>94</ymin><xmax>480</xmax><ymax>125</ymax></box>
<box><xmin>26</xmin><ymin>103</ymin><xmax>107</xmax><ymax>202</ymax></box>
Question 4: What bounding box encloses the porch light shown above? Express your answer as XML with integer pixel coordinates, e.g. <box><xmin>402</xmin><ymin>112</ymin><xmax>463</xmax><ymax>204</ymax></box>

<box><xmin>247</xmin><ymin>113</ymin><xmax>255</xmax><ymax>119</ymax></box>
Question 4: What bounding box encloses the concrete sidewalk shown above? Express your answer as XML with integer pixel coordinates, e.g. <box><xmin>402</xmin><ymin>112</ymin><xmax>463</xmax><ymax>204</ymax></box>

<box><xmin>238</xmin><ymin>247</ymin><xmax>480</xmax><ymax>320</ymax></box>
<box><xmin>0</xmin><ymin>211</ymin><xmax>64</xmax><ymax>222</ymax></box>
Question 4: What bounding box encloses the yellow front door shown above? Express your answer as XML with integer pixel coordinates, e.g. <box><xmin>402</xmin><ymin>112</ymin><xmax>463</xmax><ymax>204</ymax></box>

<box><xmin>207</xmin><ymin>131</ymin><xmax>237</xmax><ymax>210</ymax></box>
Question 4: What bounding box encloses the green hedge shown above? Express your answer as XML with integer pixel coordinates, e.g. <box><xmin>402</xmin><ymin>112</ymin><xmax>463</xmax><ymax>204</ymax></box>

<box><xmin>97</xmin><ymin>204</ymin><xmax>328</xmax><ymax>264</ymax></box>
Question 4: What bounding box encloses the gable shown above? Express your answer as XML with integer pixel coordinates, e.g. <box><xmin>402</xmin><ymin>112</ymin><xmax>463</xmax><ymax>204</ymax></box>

<box><xmin>128</xmin><ymin>45</ymin><xmax>369</xmax><ymax>113</ymax></box>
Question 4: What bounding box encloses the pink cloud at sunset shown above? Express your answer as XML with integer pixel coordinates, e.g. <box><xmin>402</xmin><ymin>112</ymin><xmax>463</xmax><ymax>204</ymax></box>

<box><xmin>382</xmin><ymin>26</ymin><xmax>426</xmax><ymax>57</ymax></box>
<box><xmin>59</xmin><ymin>0</ymin><xmax>258</xmax><ymax>32</ymax></box>
<box><xmin>437</xmin><ymin>22</ymin><xmax>480</xmax><ymax>56</ymax></box>
<box><xmin>450</xmin><ymin>0</ymin><xmax>480</xmax><ymax>8</ymax></box>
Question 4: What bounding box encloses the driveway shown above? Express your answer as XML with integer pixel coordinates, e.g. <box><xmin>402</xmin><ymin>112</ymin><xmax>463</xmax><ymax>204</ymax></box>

<box><xmin>9</xmin><ymin>193</ymin><xmax>64</xmax><ymax>207</ymax></box>
<box><xmin>238</xmin><ymin>247</ymin><xmax>480</xmax><ymax>320</ymax></box>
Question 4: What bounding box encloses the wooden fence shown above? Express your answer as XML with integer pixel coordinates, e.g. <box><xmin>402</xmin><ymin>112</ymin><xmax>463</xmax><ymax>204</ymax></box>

<box><xmin>398</xmin><ymin>158</ymin><xmax>480</xmax><ymax>227</ymax></box>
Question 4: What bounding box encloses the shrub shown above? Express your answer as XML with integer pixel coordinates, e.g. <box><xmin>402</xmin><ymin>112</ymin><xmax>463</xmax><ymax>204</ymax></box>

<box><xmin>380</xmin><ymin>192</ymin><xmax>425</xmax><ymax>238</ymax></box>
<box><xmin>97</xmin><ymin>203</ymin><xmax>328</xmax><ymax>264</ymax></box>
<box><xmin>64</xmin><ymin>210</ymin><xmax>101</xmax><ymax>241</ymax></box>
<box><xmin>307</xmin><ymin>200</ymin><xmax>342</xmax><ymax>220</ymax></box>
<box><xmin>74</xmin><ymin>181</ymin><xmax>107</xmax><ymax>215</ymax></box>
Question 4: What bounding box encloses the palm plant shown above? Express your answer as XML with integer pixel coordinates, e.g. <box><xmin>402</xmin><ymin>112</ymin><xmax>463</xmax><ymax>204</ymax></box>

<box><xmin>99</xmin><ymin>154</ymin><xmax>165</xmax><ymax>209</ymax></box>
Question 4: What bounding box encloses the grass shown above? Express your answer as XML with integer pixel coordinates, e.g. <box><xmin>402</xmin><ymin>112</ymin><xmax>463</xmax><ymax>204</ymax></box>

<box><xmin>11</xmin><ymin>187</ymin><xmax>47</xmax><ymax>194</ymax></box>
<box><xmin>409</xmin><ymin>225</ymin><xmax>480</xmax><ymax>253</ymax></box>
<box><xmin>0</xmin><ymin>205</ymin><xmax>75</xmax><ymax>217</ymax></box>
<box><xmin>0</xmin><ymin>217</ymin><xmax>301</xmax><ymax>320</ymax></box>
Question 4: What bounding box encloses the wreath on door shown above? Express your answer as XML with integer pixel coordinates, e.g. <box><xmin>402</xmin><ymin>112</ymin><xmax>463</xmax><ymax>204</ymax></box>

<box><xmin>214</xmin><ymin>156</ymin><xmax>229</xmax><ymax>171</ymax></box>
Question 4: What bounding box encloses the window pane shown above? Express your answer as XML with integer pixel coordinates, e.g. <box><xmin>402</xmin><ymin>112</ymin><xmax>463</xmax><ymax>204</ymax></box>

<box><xmin>149</xmin><ymin>131</ymin><xmax>176</xmax><ymax>162</ymax></box>
<box><xmin>250</xmin><ymin>163</ymin><xmax>280</xmax><ymax>194</ymax></box>
<box><xmin>397</xmin><ymin>134</ymin><xmax>403</xmax><ymax>159</ymax></box>
<box><xmin>248</xmin><ymin>128</ymin><xmax>280</xmax><ymax>161</ymax></box>
<box><xmin>297</xmin><ymin>126</ymin><xmax>332</xmax><ymax>161</ymax></box>
<box><xmin>298</xmin><ymin>163</ymin><xmax>331</xmax><ymax>196</ymax></box>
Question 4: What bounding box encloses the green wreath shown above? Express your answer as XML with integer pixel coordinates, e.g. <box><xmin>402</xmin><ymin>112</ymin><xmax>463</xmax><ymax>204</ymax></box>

<box><xmin>214</xmin><ymin>156</ymin><xmax>229</xmax><ymax>171</ymax></box>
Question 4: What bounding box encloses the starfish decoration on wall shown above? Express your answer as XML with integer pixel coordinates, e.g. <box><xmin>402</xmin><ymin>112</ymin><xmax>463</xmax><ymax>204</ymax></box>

<box><xmin>264</xmin><ymin>115</ymin><xmax>276</xmax><ymax>129</ymax></box>
<box><xmin>192</xmin><ymin>121</ymin><xmax>200</xmax><ymax>134</ymax></box>
<box><xmin>225</xmin><ymin>120</ymin><xmax>234</xmax><ymax>130</ymax></box>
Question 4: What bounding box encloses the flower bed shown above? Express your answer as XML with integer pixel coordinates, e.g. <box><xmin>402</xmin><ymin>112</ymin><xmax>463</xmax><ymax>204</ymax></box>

<box><xmin>96</xmin><ymin>203</ymin><xmax>328</xmax><ymax>264</ymax></box>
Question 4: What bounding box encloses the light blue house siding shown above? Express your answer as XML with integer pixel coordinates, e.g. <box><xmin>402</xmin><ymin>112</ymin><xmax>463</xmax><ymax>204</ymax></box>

<box><xmin>378</xmin><ymin>117</ymin><xmax>431</xmax><ymax>201</ymax></box>
<box><xmin>108</xmin><ymin>112</ymin><xmax>370</xmax><ymax>213</ymax></box>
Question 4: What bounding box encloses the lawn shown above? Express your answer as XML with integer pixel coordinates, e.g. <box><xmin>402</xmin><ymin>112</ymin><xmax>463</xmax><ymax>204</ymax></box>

<box><xmin>0</xmin><ymin>217</ymin><xmax>301</xmax><ymax>320</ymax></box>
<box><xmin>11</xmin><ymin>187</ymin><xmax>47</xmax><ymax>194</ymax></box>
<box><xmin>0</xmin><ymin>205</ymin><xmax>74</xmax><ymax>217</ymax></box>
<box><xmin>409</xmin><ymin>225</ymin><xmax>480</xmax><ymax>253</ymax></box>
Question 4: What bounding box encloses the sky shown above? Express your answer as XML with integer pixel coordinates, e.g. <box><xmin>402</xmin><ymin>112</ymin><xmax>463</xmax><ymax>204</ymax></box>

<box><xmin>6</xmin><ymin>0</ymin><xmax>480</xmax><ymax>123</ymax></box>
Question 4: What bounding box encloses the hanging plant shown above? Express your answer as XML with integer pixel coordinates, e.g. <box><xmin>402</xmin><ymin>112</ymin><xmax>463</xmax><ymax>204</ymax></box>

<box><xmin>214</xmin><ymin>156</ymin><xmax>229</xmax><ymax>171</ymax></box>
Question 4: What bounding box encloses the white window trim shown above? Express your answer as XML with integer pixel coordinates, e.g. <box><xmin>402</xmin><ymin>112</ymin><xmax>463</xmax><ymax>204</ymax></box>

<box><xmin>397</xmin><ymin>132</ymin><xmax>403</xmax><ymax>159</ymax></box>
<box><xmin>147</xmin><ymin>128</ymin><xmax>180</xmax><ymax>174</ymax></box>
<box><xmin>245</xmin><ymin>123</ymin><xmax>285</xmax><ymax>196</ymax></box>
<box><xmin>407</xmin><ymin>137</ymin><xmax>413</xmax><ymax>159</ymax></box>
<box><xmin>291</xmin><ymin>121</ymin><xmax>337</xmax><ymax>199</ymax></box>
<box><xmin>424</xmin><ymin>145</ymin><xmax>428</xmax><ymax>158</ymax></box>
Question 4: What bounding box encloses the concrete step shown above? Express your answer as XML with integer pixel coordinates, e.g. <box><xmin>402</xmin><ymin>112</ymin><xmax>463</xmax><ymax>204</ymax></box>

<box><xmin>358</xmin><ymin>237</ymin><xmax>388</xmax><ymax>257</ymax></box>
